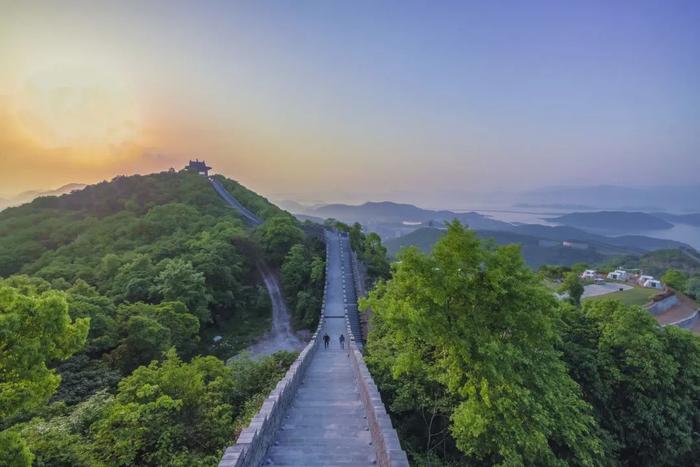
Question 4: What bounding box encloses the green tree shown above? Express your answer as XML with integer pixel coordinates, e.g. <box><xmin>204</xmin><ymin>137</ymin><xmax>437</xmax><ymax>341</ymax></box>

<box><xmin>66</xmin><ymin>280</ymin><xmax>118</xmax><ymax>355</ymax></box>
<box><xmin>559</xmin><ymin>299</ymin><xmax>700</xmax><ymax>466</ymax></box>
<box><xmin>281</xmin><ymin>244</ymin><xmax>309</xmax><ymax>294</ymax></box>
<box><xmin>661</xmin><ymin>268</ymin><xmax>688</xmax><ymax>291</ymax></box>
<box><xmin>560</xmin><ymin>271</ymin><xmax>585</xmax><ymax>306</ymax></box>
<box><xmin>256</xmin><ymin>216</ymin><xmax>304</xmax><ymax>265</ymax></box>
<box><xmin>571</xmin><ymin>263</ymin><xmax>589</xmax><ymax>275</ymax></box>
<box><xmin>281</xmin><ymin>243</ymin><xmax>324</xmax><ymax>329</ymax></box>
<box><xmin>108</xmin><ymin>315</ymin><xmax>171</xmax><ymax>374</ymax></box>
<box><xmin>0</xmin><ymin>285</ymin><xmax>88</xmax><ymax>464</ymax></box>
<box><xmin>685</xmin><ymin>276</ymin><xmax>700</xmax><ymax>299</ymax></box>
<box><xmin>153</xmin><ymin>258</ymin><xmax>210</xmax><ymax>323</ymax></box>
<box><xmin>0</xmin><ymin>431</ymin><xmax>34</xmax><ymax>467</ymax></box>
<box><xmin>363</xmin><ymin>232</ymin><xmax>391</xmax><ymax>280</ymax></box>
<box><xmin>364</xmin><ymin>222</ymin><xmax>603</xmax><ymax>466</ymax></box>
<box><xmin>539</xmin><ymin>264</ymin><xmax>570</xmax><ymax>280</ymax></box>
<box><xmin>110</xmin><ymin>254</ymin><xmax>156</xmax><ymax>303</ymax></box>
<box><xmin>92</xmin><ymin>349</ymin><xmax>295</xmax><ymax>466</ymax></box>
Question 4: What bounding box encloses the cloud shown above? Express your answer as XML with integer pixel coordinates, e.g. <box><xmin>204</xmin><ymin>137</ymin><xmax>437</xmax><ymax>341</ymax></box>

<box><xmin>0</xmin><ymin>96</ymin><xmax>179</xmax><ymax>196</ymax></box>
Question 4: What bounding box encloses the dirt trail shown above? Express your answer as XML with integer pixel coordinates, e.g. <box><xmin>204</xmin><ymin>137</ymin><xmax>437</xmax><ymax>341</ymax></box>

<box><xmin>245</xmin><ymin>263</ymin><xmax>304</xmax><ymax>357</ymax></box>
<box><xmin>207</xmin><ymin>177</ymin><xmax>304</xmax><ymax>357</ymax></box>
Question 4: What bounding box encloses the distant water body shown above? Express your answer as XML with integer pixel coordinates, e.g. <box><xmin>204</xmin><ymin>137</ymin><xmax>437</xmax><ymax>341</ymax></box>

<box><xmin>619</xmin><ymin>224</ymin><xmax>700</xmax><ymax>251</ymax></box>
<box><xmin>461</xmin><ymin>208</ymin><xmax>700</xmax><ymax>251</ymax></box>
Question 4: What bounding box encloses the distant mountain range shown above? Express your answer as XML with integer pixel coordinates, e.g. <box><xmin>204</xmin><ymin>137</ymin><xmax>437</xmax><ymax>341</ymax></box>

<box><xmin>287</xmin><ymin>200</ymin><xmax>696</xmax><ymax>269</ymax></box>
<box><xmin>0</xmin><ymin>183</ymin><xmax>87</xmax><ymax>210</ymax></box>
<box><xmin>302</xmin><ymin>201</ymin><xmax>510</xmax><ymax>230</ymax></box>
<box><xmin>384</xmin><ymin>226</ymin><xmax>698</xmax><ymax>270</ymax></box>
<box><xmin>548</xmin><ymin>211</ymin><xmax>674</xmax><ymax>231</ymax></box>
<box><xmin>384</xmin><ymin>227</ymin><xmax>610</xmax><ymax>269</ymax></box>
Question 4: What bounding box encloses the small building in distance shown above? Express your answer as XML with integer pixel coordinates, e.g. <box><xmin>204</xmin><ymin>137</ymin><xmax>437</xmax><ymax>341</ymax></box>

<box><xmin>607</xmin><ymin>269</ymin><xmax>629</xmax><ymax>281</ymax></box>
<box><xmin>186</xmin><ymin>159</ymin><xmax>212</xmax><ymax>176</ymax></box>
<box><xmin>563</xmin><ymin>240</ymin><xmax>589</xmax><ymax>250</ymax></box>
<box><xmin>643</xmin><ymin>279</ymin><xmax>663</xmax><ymax>289</ymax></box>
<box><xmin>638</xmin><ymin>274</ymin><xmax>654</xmax><ymax>286</ymax></box>
<box><xmin>580</xmin><ymin>269</ymin><xmax>597</xmax><ymax>280</ymax></box>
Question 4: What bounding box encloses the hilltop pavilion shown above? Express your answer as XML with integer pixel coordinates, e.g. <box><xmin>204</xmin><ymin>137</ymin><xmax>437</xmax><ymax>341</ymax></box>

<box><xmin>186</xmin><ymin>159</ymin><xmax>211</xmax><ymax>176</ymax></box>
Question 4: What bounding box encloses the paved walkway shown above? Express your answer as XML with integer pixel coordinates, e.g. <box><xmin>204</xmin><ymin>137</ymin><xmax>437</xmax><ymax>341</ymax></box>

<box><xmin>264</xmin><ymin>231</ymin><xmax>377</xmax><ymax>465</ymax></box>
<box><xmin>582</xmin><ymin>282</ymin><xmax>632</xmax><ymax>299</ymax></box>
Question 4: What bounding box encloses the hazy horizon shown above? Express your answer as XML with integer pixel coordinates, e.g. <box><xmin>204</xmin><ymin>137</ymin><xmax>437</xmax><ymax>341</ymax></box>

<box><xmin>3</xmin><ymin>175</ymin><xmax>699</xmax><ymax>215</ymax></box>
<box><xmin>2</xmin><ymin>1</ymin><xmax>699</xmax><ymax>199</ymax></box>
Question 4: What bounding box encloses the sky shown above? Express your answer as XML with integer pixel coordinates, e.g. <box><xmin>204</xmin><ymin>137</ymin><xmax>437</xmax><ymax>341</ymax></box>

<box><xmin>1</xmin><ymin>0</ymin><xmax>699</xmax><ymax>203</ymax></box>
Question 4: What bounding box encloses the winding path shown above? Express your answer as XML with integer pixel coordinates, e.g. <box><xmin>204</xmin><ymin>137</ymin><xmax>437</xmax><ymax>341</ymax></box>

<box><xmin>209</xmin><ymin>177</ymin><xmax>303</xmax><ymax>356</ymax></box>
<box><xmin>246</xmin><ymin>262</ymin><xmax>304</xmax><ymax>356</ymax></box>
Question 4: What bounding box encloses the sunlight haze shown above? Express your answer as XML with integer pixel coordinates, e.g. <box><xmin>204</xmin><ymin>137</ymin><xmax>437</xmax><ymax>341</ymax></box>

<box><xmin>1</xmin><ymin>0</ymin><xmax>698</xmax><ymax>200</ymax></box>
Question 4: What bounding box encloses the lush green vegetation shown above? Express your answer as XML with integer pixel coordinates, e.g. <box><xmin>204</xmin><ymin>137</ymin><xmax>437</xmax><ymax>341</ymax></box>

<box><xmin>0</xmin><ymin>171</ymin><xmax>323</xmax><ymax>465</ymax></box>
<box><xmin>600</xmin><ymin>249</ymin><xmax>700</xmax><ymax>300</ymax></box>
<box><xmin>328</xmin><ymin>221</ymin><xmax>390</xmax><ymax>283</ymax></box>
<box><xmin>600</xmin><ymin>248</ymin><xmax>700</xmax><ymax>280</ymax></box>
<box><xmin>384</xmin><ymin>226</ymin><xmax>609</xmax><ymax>269</ymax></box>
<box><xmin>364</xmin><ymin>221</ymin><xmax>700</xmax><ymax>466</ymax></box>
<box><xmin>281</xmin><ymin>242</ymin><xmax>325</xmax><ymax>330</ymax></box>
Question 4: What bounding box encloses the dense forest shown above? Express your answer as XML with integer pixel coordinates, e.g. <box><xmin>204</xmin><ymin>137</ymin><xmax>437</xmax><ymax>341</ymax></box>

<box><xmin>0</xmin><ymin>171</ymin><xmax>325</xmax><ymax>466</ymax></box>
<box><xmin>4</xmin><ymin>172</ymin><xmax>700</xmax><ymax>466</ymax></box>
<box><xmin>363</xmin><ymin>222</ymin><xmax>700</xmax><ymax>466</ymax></box>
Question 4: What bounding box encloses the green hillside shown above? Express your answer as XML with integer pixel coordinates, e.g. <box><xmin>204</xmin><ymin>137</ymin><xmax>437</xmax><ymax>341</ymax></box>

<box><xmin>550</xmin><ymin>211</ymin><xmax>673</xmax><ymax>230</ymax></box>
<box><xmin>0</xmin><ymin>170</ymin><xmax>325</xmax><ymax>465</ymax></box>
<box><xmin>600</xmin><ymin>248</ymin><xmax>700</xmax><ymax>277</ymax></box>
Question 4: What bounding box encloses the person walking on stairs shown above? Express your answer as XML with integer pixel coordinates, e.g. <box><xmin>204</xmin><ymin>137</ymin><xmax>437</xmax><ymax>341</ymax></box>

<box><xmin>339</xmin><ymin>334</ymin><xmax>345</xmax><ymax>349</ymax></box>
<box><xmin>323</xmin><ymin>333</ymin><xmax>330</xmax><ymax>349</ymax></box>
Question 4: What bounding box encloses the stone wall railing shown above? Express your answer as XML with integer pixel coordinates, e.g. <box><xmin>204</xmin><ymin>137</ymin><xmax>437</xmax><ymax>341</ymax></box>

<box><xmin>646</xmin><ymin>293</ymin><xmax>679</xmax><ymax>315</ymax></box>
<box><xmin>344</xmin><ymin>249</ymin><xmax>409</xmax><ymax>467</ymax></box>
<box><xmin>350</xmin><ymin>249</ymin><xmax>372</xmax><ymax>345</ymax></box>
<box><xmin>343</xmin><ymin>312</ymin><xmax>409</xmax><ymax>467</ymax></box>
<box><xmin>218</xmin><ymin>241</ymin><xmax>332</xmax><ymax>467</ymax></box>
<box><xmin>218</xmin><ymin>316</ymin><xmax>324</xmax><ymax>467</ymax></box>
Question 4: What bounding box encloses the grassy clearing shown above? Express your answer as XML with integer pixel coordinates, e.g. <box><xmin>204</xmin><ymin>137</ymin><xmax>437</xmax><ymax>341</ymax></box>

<box><xmin>584</xmin><ymin>286</ymin><xmax>658</xmax><ymax>306</ymax></box>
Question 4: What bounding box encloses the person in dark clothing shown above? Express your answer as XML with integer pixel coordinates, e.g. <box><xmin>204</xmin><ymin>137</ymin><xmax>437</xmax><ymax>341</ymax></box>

<box><xmin>323</xmin><ymin>333</ymin><xmax>330</xmax><ymax>349</ymax></box>
<box><xmin>339</xmin><ymin>334</ymin><xmax>345</xmax><ymax>349</ymax></box>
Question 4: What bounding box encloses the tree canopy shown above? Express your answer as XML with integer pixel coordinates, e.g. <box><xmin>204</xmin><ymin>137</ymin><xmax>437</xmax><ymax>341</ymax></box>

<box><xmin>0</xmin><ymin>171</ymin><xmax>321</xmax><ymax>466</ymax></box>
<box><xmin>364</xmin><ymin>222</ymin><xmax>604</xmax><ymax>465</ymax></box>
<box><xmin>0</xmin><ymin>284</ymin><xmax>88</xmax><ymax>465</ymax></box>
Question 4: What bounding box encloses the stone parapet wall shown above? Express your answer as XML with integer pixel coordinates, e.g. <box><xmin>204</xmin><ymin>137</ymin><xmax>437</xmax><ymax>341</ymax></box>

<box><xmin>647</xmin><ymin>294</ymin><xmax>679</xmax><ymax>315</ymax></box>
<box><xmin>343</xmin><ymin>312</ymin><xmax>409</xmax><ymax>467</ymax></box>
<box><xmin>218</xmin><ymin>241</ymin><xmax>333</xmax><ymax>467</ymax></box>
<box><xmin>218</xmin><ymin>316</ymin><xmax>324</xmax><ymax>467</ymax></box>
<box><xmin>343</xmin><ymin>246</ymin><xmax>409</xmax><ymax>467</ymax></box>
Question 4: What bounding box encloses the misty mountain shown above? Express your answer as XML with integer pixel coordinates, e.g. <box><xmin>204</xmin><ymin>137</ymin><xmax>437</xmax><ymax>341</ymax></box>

<box><xmin>384</xmin><ymin>227</ymin><xmax>609</xmax><ymax>269</ymax></box>
<box><xmin>653</xmin><ymin>213</ymin><xmax>700</xmax><ymax>227</ymax></box>
<box><xmin>548</xmin><ymin>211</ymin><xmax>674</xmax><ymax>231</ymax></box>
<box><xmin>306</xmin><ymin>201</ymin><xmax>511</xmax><ymax>230</ymax></box>
<box><xmin>273</xmin><ymin>199</ymin><xmax>310</xmax><ymax>213</ymax></box>
<box><xmin>509</xmin><ymin>224</ymin><xmax>688</xmax><ymax>252</ymax></box>
<box><xmin>0</xmin><ymin>183</ymin><xmax>87</xmax><ymax>210</ymax></box>
<box><xmin>384</xmin><ymin>222</ymin><xmax>693</xmax><ymax>269</ymax></box>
